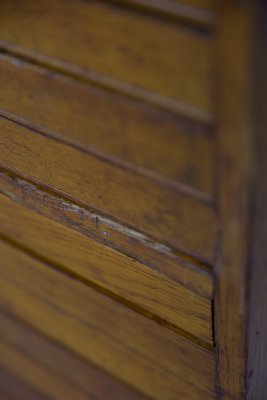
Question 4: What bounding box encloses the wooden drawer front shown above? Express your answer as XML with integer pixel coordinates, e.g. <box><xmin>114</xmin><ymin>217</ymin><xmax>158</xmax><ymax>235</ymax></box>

<box><xmin>0</xmin><ymin>0</ymin><xmax>213</xmax><ymax>117</ymax></box>
<box><xmin>0</xmin><ymin>239</ymin><xmax>215</xmax><ymax>400</ymax></box>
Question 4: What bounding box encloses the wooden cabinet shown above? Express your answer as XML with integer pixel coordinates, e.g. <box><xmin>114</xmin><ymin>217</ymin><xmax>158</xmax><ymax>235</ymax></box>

<box><xmin>0</xmin><ymin>1</ymin><xmax>265</xmax><ymax>399</ymax></box>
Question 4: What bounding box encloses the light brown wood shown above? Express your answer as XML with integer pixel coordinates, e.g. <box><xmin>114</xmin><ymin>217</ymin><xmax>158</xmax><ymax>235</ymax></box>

<box><xmin>0</xmin><ymin>238</ymin><xmax>216</xmax><ymax>400</ymax></box>
<box><xmin>0</xmin><ymin>171</ymin><xmax>211</xmax><ymax>298</ymax></box>
<box><xmin>0</xmin><ymin>191</ymin><xmax>213</xmax><ymax>343</ymax></box>
<box><xmin>0</xmin><ymin>312</ymin><xmax>146</xmax><ymax>400</ymax></box>
<box><xmin>0</xmin><ymin>54</ymin><xmax>215</xmax><ymax>197</ymax></box>
<box><xmin>0</xmin><ymin>117</ymin><xmax>216</xmax><ymax>263</ymax></box>
<box><xmin>0</xmin><ymin>0</ymin><xmax>214</xmax><ymax>116</ymax></box>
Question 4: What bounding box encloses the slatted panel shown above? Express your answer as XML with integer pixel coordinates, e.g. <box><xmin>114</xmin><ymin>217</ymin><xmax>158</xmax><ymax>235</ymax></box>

<box><xmin>0</xmin><ymin>1</ymin><xmax>217</xmax><ymax>398</ymax></box>
<box><xmin>0</xmin><ymin>192</ymin><xmax>213</xmax><ymax>343</ymax></box>
<box><xmin>0</xmin><ymin>117</ymin><xmax>216</xmax><ymax>263</ymax></box>
<box><xmin>0</xmin><ymin>313</ymin><xmax>146</xmax><ymax>400</ymax></box>
<box><xmin>0</xmin><ymin>0</ymin><xmax>213</xmax><ymax>117</ymax></box>
<box><xmin>0</xmin><ymin>54</ymin><xmax>214</xmax><ymax>197</ymax></box>
<box><xmin>0</xmin><ymin>239</ymin><xmax>215</xmax><ymax>400</ymax></box>
<box><xmin>0</xmin><ymin>171</ymin><xmax>211</xmax><ymax>297</ymax></box>
<box><xmin>108</xmin><ymin>0</ymin><xmax>217</xmax><ymax>27</ymax></box>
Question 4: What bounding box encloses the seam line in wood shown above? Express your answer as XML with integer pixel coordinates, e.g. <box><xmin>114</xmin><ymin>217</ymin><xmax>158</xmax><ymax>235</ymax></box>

<box><xmin>0</xmin><ymin>163</ymin><xmax>214</xmax><ymax>270</ymax></box>
<box><xmin>0</xmin><ymin>182</ymin><xmax>212</xmax><ymax>299</ymax></box>
<box><xmin>100</xmin><ymin>0</ymin><xmax>216</xmax><ymax>29</ymax></box>
<box><xmin>0</xmin><ymin>232</ymin><xmax>215</xmax><ymax>351</ymax></box>
<box><xmin>0</xmin><ymin>44</ymin><xmax>214</xmax><ymax>125</ymax></box>
<box><xmin>0</xmin><ymin>310</ymin><xmax>153</xmax><ymax>400</ymax></box>
<box><xmin>0</xmin><ymin>109</ymin><xmax>215</xmax><ymax>207</ymax></box>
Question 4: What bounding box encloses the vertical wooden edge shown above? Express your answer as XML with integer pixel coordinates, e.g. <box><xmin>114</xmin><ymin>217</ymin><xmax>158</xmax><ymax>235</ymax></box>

<box><xmin>214</xmin><ymin>1</ymin><xmax>260</xmax><ymax>399</ymax></box>
<box><xmin>247</xmin><ymin>1</ymin><xmax>267</xmax><ymax>398</ymax></box>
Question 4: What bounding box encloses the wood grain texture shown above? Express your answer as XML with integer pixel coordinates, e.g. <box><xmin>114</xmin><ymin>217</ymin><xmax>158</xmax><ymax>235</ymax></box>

<box><xmin>0</xmin><ymin>171</ymin><xmax>212</xmax><ymax>298</ymax></box>
<box><xmin>0</xmin><ymin>239</ymin><xmax>216</xmax><ymax>400</ymax></box>
<box><xmin>0</xmin><ymin>117</ymin><xmax>217</xmax><ymax>263</ymax></box>
<box><xmin>0</xmin><ymin>54</ymin><xmax>215</xmax><ymax>198</ymax></box>
<box><xmin>214</xmin><ymin>1</ymin><xmax>258</xmax><ymax>399</ymax></box>
<box><xmin>0</xmin><ymin>312</ymin><xmax>146</xmax><ymax>400</ymax></box>
<box><xmin>0</xmin><ymin>0</ymin><xmax>214</xmax><ymax>117</ymax></box>
<box><xmin>0</xmin><ymin>191</ymin><xmax>213</xmax><ymax>343</ymax></box>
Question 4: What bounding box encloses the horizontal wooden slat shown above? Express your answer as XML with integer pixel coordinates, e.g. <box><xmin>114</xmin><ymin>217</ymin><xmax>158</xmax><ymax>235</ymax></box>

<box><xmin>109</xmin><ymin>0</ymin><xmax>216</xmax><ymax>26</ymax></box>
<box><xmin>0</xmin><ymin>117</ymin><xmax>216</xmax><ymax>263</ymax></box>
<box><xmin>0</xmin><ymin>171</ymin><xmax>212</xmax><ymax>297</ymax></box>
<box><xmin>0</xmin><ymin>54</ymin><xmax>214</xmax><ymax>197</ymax></box>
<box><xmin>0</xmin><ymin>366</ymin><xmax>49</xmax><ymax>400</ymax></box>
<box><xmin>0</xmin><ymin>312</ymin><xmax>146</xmax><ymax>400</ymax></box>
<box><xmin>174</xmin><ymin>0</ymin><xmax>216</xmax><ymax>10</ymax></box>
<box><xmin>0</xmin><ymin>239</ymin><xmax>215</xmax><ymax>400</ymax></box>
<box><xmin>0</xmin><ymin>191</ymin><xmax>212</xmax><ymax>342</ymax></box>
<box><xmin>0</xmin><ymin>0</ymin><xmax>213</xmax><ymax>116</ymax></box>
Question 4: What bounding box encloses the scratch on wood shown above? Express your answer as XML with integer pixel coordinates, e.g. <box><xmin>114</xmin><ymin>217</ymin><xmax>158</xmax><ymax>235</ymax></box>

<box><xmin>2</xmin><ymin>176</ymin><xmax>174</xmax><ymax>258</ymax></box>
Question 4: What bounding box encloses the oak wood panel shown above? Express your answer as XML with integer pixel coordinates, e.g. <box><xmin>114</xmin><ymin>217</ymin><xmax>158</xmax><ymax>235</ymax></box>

<box><xmin>0</xmin><ymin>312</ymin><xmax>146</xmax><ymax>400</ymax></box>
<box><xmin>0</xmin><ymin>171</ymin><xmax>212</xmax><ymax>298</ymax></box>
<box><xmin>0</xmin><ymin>0</ymin><xmax>213</xmax><ymax>116</ymax></box>
<box><xmin>0</xmin><ymin>117</ymin><xmax>216</xmax><ymax>263</ymax></box>
<box><xmin>0</xmin><ymin>54</ymin><xmax>214</xmax><ymax>197</ymax></box>
<box><xmin>0</xmin><ymin>191</ymin><xmax>212</xmax><ymax>343</ymax></box>
<box><xmin>0</xmin><ymin>239</ymin><xmax>216</xmax><ymax>400</ymax></box>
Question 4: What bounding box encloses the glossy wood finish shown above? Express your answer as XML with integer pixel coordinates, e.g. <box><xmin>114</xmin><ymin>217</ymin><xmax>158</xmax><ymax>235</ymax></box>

<box><xmin>0</xmin><ymin>239</ymin><xmax>215</xmax><ymax>400</ymax></box>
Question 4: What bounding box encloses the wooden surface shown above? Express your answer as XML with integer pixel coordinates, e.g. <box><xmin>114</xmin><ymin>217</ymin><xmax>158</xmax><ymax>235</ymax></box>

<box><xmin>0</xmin><ymin>53</ymin><xmax>215</xmax><ymax>198</ymax></box>
<box><xmin>0</xmin><ymin>238</ymin><xmax>215</xmax><ymax>400</ymax></box>
<box><xmin>0</xmin><ymin>0</ymin><xmax>214</xmax><ymax>120</ymax></box>
<box><xmin>215</xmin><ymin>1</ymin><xmax>259</xmax><ymax>399</ymax></box>
<box><xmin>246</xmin><ymin>1</ymin><xmax>267</xmax><ymax>398</ymax></box>
<box><xmin>0</xmin><ymin>171</ymin><xmax>211</xmax><ymax>299</ymax></box>
<box><xmin>0</xmin><ymin>117</ymin><xmax>216</xmax><ymax>263</ymax></box>
<box><xmin>108</xmin><ymin>0</ymin><xmax>217</xmax><ymax>26</ymax></box>
<box><xmin>175</xmin><ymin>0</ymin><xmax>216</xmax><ymax>9</ymax></box>
<box><xmin>0</xmin><ymin>191</ymin><xmax>213</xmax><ymax>343</ymax></box>
<box><xmin>0</xmin><ymin>312</ymin><xmax>147</xmax><ymax>400</ymax></box>
<box><xmin>1</xmin><ymin>1</ymin><xmax>265</xmax><ymax>399</ymax></box>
